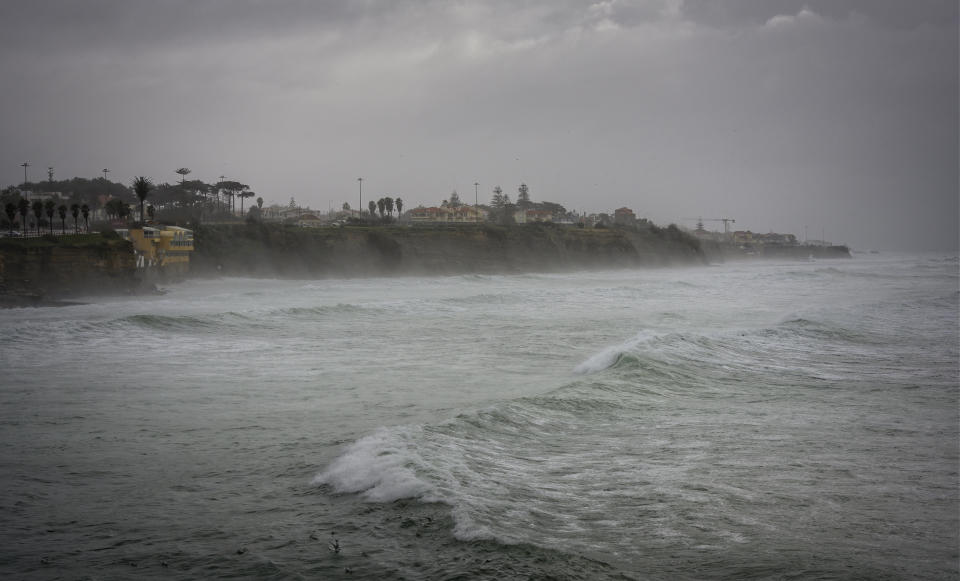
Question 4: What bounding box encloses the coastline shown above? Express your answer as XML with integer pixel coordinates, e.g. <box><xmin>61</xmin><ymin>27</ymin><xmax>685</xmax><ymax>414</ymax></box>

<box><xmin>0</xmin><ymin>222</ymin><xmax>858</xmax><ymax>306</ymax></box>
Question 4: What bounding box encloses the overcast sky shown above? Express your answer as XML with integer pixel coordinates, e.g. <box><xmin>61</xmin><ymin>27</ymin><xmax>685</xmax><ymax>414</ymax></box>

<box><xmin>2</xmin><ymin>0</ymin><xmax>956</xmax><ymax>250</ymax></box>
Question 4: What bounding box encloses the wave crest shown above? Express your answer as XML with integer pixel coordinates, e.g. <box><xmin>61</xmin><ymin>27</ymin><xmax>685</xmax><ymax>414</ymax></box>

<box><xmin>312</xmin><ymin>427</ymin><xmax>436</xmax><ymax>503</ymax></box>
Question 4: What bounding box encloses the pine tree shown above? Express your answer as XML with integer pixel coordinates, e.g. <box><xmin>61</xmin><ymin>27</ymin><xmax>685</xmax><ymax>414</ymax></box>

<box><xmin>491</xmin><ymin>186</ymin><xmax>504</xmax><ymax>208</ymax></box>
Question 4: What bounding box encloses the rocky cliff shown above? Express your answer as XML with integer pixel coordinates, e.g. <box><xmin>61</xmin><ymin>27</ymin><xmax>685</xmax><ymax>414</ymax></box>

<box><xmin>0</xmin><ymin>236</ymin><xmax>139</xmax><ymax>305</ymax></box>
<box><xmin>0</xmin><ymin>225</ymin><xmax>707</xmax><ymax>305</ymax></box>
<box><xmin>191</xmin><ymin>223</ymin><xmax>706</xmax><ymax>277</ymax></box>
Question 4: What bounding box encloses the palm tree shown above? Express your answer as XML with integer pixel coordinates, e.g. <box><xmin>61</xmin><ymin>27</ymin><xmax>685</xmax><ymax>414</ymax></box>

<box><xmin>395</xmin><ymin>198</ymin><xmax>403</xmax><ymax>217</ymax></box>
<box><xmin>384</xmin><ymin>197</ymin><xmax>394</xmax><ymax>217</ymax></box>
<box><xmin>71</xmin><ymin>204</ymin><xmax>80</xmax><ymax>233</ymax></box>
<box><xmin>147</xmin><ymin>205</ymin><xmax>155</xmax><ymax>222</ymax></box>
<box><xmin>175</xmin><ymin>167</ymin><xmax>191</xmax><ymax>184</ymax></box>
<box><xmin>257</xmin><ymin>197</ymin><xmax>263</xmax><ymax>210</ymax></box>
<box><xmin>58</xmin><ymin>204</ymin><xmax>67</xmax><ymax>234</ymax></box>
<box><xmin>377</xmin><ymin>198</ymin><xmax>385</xmax><ymax>218</ymax></box>
<box><xmin>44</xmin><ymin>200</ymin><xmax>56</xmax><ymax>234</ymax></box>
<box><xmin>4</xmin><ymin>202</ymin><xmax>16</xmax><ymax>234</ymax></box>
<box><xmin>133</xmin><ymin>176</ymin><xmax>153</xmax><ymax>224</ymax></box>
<box><xmin>18</xmin><ymin>199</ymin><xmax>30</xmax><ymax>233</ymax></box>
<box><xmin>368</xmin><ymin>200</ymin><xmax>376</xmax><ymax>218</ymax></box>
<box><xmin>32</xmin><ymin>200</ymin><xmax>44</xmax><ymax>235</ymax></box>
<box><xmin>81</xmin><ymin>204</ymin><xmax>90</xmax><ymax>232</ymax></box>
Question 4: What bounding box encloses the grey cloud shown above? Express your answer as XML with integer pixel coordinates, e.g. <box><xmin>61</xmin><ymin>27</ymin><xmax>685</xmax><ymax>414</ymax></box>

<box><xmin>681</xmin><ymin>0</ymin><xmax>959</xmax><ymax>29</ymax></box>
<box><xmin>1</xmin><ymin>0</ymin><xmax>956</xmax><ymax>251</ymax></box>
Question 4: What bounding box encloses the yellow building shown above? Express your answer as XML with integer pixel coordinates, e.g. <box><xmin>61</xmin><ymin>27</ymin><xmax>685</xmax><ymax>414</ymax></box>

<box><xmin>409</xmin><ymin>205</ymin><xmax>487</xmax><ymax>223</ymax></box>
<box><xmin>120</xmin><ymin>226</ymin><xmax>194</xmax><ymax>274</ymax></box>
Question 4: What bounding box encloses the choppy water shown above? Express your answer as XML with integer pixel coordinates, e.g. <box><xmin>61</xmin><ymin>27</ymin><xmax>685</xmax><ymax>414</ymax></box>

<box><xmin>1</xmin><ymin>253</ymin><xmax>957</xmax><ymax>580</ymax></box>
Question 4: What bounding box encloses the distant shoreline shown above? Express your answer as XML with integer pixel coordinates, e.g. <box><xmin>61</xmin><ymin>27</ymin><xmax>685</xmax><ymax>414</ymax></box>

<box><xmin>0</xmin><ymin>223</ymin><xmax>857</xmax><ymax>307</ymax></box>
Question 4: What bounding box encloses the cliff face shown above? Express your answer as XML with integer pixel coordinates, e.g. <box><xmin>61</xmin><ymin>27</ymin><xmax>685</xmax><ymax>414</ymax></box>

<box><xmin>0</xmin><ymin>225</ymin><xmax>707</xmax><ymax>304</ymax></box>
<box><xmin>191</xmin><ymin>223</ymin><xmax>706</xmax><ymax>278</ymax></box>
<box><xmin>0</xmin><ymin>237</ymin><xmax>138</xmax><ymax>304</ymax></box>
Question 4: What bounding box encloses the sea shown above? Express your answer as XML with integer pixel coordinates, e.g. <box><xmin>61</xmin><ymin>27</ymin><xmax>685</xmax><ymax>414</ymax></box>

<box><xmin>0</xmin><ymin>252</ymin><xmax>957</xmax><ymax>580</ymax></box>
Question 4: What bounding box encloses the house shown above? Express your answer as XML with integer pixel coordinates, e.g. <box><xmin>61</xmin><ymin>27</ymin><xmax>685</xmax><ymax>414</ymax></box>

<box><xmin>22</xmin><ymin>190</ymin><xmax>62</xmax><ymax>203</ymax></box>
<box><xmin>410</xmin><ymin>205</ymin><xmax>487</xmax><ymax>223</ymax></box>
<box><xmin>754</xmin><ymin>232</ymin><xmax>798</xmax><ymax>245</ymax></box>
<box><xmin>296</xmin><ymin>213</ymin><xmax>325</xmax><ymax>228</ymax></box>
<box><xmin>614</xmin><ymin>207</ymin><xmax>636</xmax><ymax>225</ymax></box>
<box><xmin>515</xmin><ymin>209</ymin><xmax>553</xmax><ymax>223</ymax></box>
<box><xmin>732</xmin><ymin>231</ymin><xmax>754</xmax><ymax>244</ymax></box>
<box><xmin>119</xmin><ymin>226</ymin><xmax>194</xmax><ymax>274</ymax></box>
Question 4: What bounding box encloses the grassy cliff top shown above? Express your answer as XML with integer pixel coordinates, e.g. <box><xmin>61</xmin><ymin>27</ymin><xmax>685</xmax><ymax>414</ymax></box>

<box><xmin>0</xmin><ymin>233</ymin><xmax>132</xmax><ymax>250</ymax></box>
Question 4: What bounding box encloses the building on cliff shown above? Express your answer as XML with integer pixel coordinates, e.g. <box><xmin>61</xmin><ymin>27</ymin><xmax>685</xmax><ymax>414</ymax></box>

<box><xmin>118</xmin><ymin>226</ymin><xmax>194</xmax><ymax>275</ymax></box>
<box><xmin>410</xmin><ymin>205</ymin><xmax>487</xmax><ymax>223</ymax></box>
<box><xmin>513</xmin><ymin>209</ymin><xmax>554</xmax><ymax>223</ymax></box>
<box><xmin>614</xmin><ymin>207</ymin><xmax>637</xmax><ymax>226</ymax></box>
<box><xmin>296</xmin><ymin>214</ymin><xmax>325</xmax><ymax>228</ymax></box>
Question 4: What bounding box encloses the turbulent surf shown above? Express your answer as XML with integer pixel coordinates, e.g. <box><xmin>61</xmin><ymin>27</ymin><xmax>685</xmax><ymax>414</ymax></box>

<box><xmin>1</xmin><ymin>253</ymin><xmax>957</xmax><ymax>579</ymax></box>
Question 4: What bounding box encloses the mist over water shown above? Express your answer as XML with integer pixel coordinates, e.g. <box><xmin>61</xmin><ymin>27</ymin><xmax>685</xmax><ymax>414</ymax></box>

<box><xmin>1</xmin><ymin>254</ymin><xmax>957</xmax><ymax>579</ymax></box>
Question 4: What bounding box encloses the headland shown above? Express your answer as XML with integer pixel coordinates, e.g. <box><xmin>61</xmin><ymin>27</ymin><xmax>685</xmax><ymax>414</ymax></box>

<box><xmin>0</xmin><ymin>221</ymin><xmax>857</xmax><ymax>306</ymax></box>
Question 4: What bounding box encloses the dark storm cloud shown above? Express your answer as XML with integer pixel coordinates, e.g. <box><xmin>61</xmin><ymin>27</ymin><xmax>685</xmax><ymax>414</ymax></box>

<box><xmin>1</xmin><ymin>0</ymin><xmax>956</xmax><ymax>250</ymax></box>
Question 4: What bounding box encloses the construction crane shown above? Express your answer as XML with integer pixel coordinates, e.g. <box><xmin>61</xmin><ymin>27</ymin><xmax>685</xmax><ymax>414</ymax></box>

<box><xmin>684</xmin><ymin>217</ymin><xmax>737</xmax><ymax>234</ymax></box>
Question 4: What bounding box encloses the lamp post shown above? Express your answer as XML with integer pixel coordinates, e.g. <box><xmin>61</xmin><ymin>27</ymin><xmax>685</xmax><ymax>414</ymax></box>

<box><xmin>21</xmin><ymin>162</ymin><xmax>29</xmax><ymax>186</ymax></box>
<box><xmin>474</xmin><ymin>182</ymin><xmax>479</xmax><ymax>224</ymax></box>
<box><xmin>357</xmin><ymin>177</ymin><xmax>363</xmax><ymax>219</ymax></box>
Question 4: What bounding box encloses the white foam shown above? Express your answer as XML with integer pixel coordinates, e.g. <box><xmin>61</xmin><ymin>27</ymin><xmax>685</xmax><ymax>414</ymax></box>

<box><xmin>573</xmin><ymin>330</ymin><xmax>658</xmax><ymax>374</ymax></box>
<box><xmin>573</xmin><ymin>344</ymin><xmax>625</xmax><ymax>374</ymax></box>
<box><xmin>313</xmin><ymin>427</ymin><xmax>435</xmax><ymax>502</ymax></box>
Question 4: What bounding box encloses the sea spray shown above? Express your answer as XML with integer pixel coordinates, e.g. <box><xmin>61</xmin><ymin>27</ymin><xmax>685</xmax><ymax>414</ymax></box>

<box><xmin>313</xmin><ymin>427</ymin><xmax>436</xmax><ymax>503</ymax></box>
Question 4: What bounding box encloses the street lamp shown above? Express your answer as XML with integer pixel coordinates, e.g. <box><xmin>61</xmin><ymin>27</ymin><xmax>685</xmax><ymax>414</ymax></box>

<box><xmin>357</xmin><ymin>177</ymin><xmax>363</xmax><ymax>218</ymax></box>
<box><xmin>474</xmin><ymin>182</ymin><xmax>479</xmax><ymax>224</ymax></box>
<box><xmin>21</xmin><ymin>162</ymin><xmax>29</xmax><ymax>186</ymax></box>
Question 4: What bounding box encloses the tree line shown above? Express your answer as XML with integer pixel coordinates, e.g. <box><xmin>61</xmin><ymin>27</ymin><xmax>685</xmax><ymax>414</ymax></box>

<box><xmin>2</xmin><ymin>197</ymin><xmax>91</xmax><ymax>236</ymax></box>
<box><xmin>1</xmin><ymin>168</ymin><xmax>263</xmax><ymax>234</ymax></box>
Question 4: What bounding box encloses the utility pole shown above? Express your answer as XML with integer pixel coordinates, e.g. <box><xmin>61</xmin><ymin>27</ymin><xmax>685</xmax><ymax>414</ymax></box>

<box><xmin>102</xmin><ymin>168</ymin><xmax>110</xmax><ymax>181</ymax></box>
<box><xmin>21</xmin><ymin>162</ymin><xmax>29</xmax><ymax>186</ymax></box>
<box><xmin>47</xmin><ymin>167</ymin><xmax>54</xmax><ymax>184</ymax></box>
<box><xmin>357</xmin><ymin>177</ymin><xmax>363</xmax><ymax>218</ymax></box>
<box><xmin>474</xmin><ymin>182</ymin><xmax>479</xmax><ymax>223</ymax></box>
